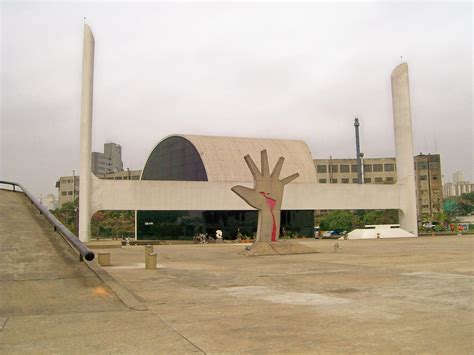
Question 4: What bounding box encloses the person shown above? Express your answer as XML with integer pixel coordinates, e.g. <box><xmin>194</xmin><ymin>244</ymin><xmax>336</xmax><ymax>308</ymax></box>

<box><xmin>450</xmin><ymin>223</ymin><xmax>455</xmax><ymax>232</ymax></box>
<box><xmin>236</xmin><ymin>228</ymin><xmax>242</xmax><ymax>242</ymax></box>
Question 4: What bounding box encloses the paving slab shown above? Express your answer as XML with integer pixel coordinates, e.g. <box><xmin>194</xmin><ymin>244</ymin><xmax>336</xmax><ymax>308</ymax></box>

<box><xmin>102</xmin><ymin>236</ymin><xmax>473</xmax><ymax>353</ymax></box>
<box><xmin>0</xmin><ymin>310</ymin><xmax>202</xmax><ymax>354</ymax></box>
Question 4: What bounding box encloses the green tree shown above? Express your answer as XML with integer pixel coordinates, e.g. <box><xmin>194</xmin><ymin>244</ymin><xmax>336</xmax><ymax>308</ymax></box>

<box><xmin>91</xmin><ymin>210</ymin><xmax>135</xmax><ymax>239</ymax></box>
<box><xmin>363</xmin><ymin>210</ymin><xmax>398</xmax><ymax>225</ymax></box>
<box><xmin>52</xmin><ymin>199</ymin><xmax>78</xmax><ymax>234</ymax></box>
<box><xmin>457</xmin><ymin>194</ymin><xmax>474</xmax><ymax>216</ymax></box>
<box><xmin>443</xmin><ymin>192</ymin><xmax>474</xmax><ymax>217</ymax></box>
<box><xmin>91</xmin><ymin>211</ymin><xmax>106</xmax><ymax>239</ymax></box>
<box><xmin>463</xmin><ymin>191</ymin><xmax>474</xmax><ymax>204</ymax></box>
<box><xmin>319</xmin><ymin>210</ymin><xmax>355</xmax><ymax>231</ymax></box>
<box><xmin>433</xmin><ymin>211</ymin><xmax>448</xmax><ymax>224</ymax></box>
<box><xmin>443</xmin><ymin>198</ymin><xmax>458</xmax><ymax>216</ymax></box>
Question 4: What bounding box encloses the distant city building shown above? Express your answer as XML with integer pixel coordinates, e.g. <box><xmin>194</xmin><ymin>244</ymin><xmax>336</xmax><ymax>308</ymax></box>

<box><xmin>56</xmin><ymin>169</ymin><xmax>141</xmax><ymax>207</ymax></box>
<box><xmin>314</xmin><ymin>153</ymin><xmax>443</xmax><ymax>221</ymax></box>
<box><xmin>314</xmin><ymin>157</ymin><xmax>397</xmax><ymax>185</ymax></box>
<box><xmin>55</xmin><ymin>175</ymin><xmax>79</xmax><ymax>207</ymax></box>
<box><xmin>444</xmin><ymin>182</ymin><xmax>474</xmax><ymax>197</ymax></box>
<box><xmin>104</xmin><ymin>142</ymin><xmax>123</xmax><ymax>172</ymax></box>
<box><xmin>443</xmin><ymin>171</ymin><xmax>473</xmax><ymax>197</ymax></box>
<box><xmin>414</xmin><ymin>154</ymin><xmax>443</xmax><ymax>220</ymax></box>
<box><xmin>40</xmin><ymin>193</ymin><xmax>58</xmax><ymax>210</ymax></box>
<box><xmin>91</xmin><ymin>142</ymin><xmax>124</xmax><ymax>175</ymax></box>
<box><xmin>453</xmin><ymin>170</ymin><xmax>464</xmax><ymax>184</ymax></box>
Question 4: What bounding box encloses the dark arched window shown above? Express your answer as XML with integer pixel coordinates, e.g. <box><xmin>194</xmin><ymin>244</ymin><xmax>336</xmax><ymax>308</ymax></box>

<box><xmin>141</xmin><ymin>136</ymin><xmax>207</xmax><ymax>181</ymax></box>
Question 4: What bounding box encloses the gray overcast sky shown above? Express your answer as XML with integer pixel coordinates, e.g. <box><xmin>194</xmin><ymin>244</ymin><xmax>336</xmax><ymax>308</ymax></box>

<box><xmin>1</xmin><ymin>1</ymin><xmax>472</xmax><ymax>198</ymax></box>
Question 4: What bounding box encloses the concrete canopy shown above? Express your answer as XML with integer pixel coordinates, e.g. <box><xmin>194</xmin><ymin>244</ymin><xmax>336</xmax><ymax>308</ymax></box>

<box><xmin>141</xmin><ymin>135</ymin><xmax>317</xmax><ymax>183</ymax></box>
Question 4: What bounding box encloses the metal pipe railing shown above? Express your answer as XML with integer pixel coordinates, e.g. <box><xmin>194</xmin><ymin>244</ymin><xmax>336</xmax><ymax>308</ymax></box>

<box><xmin>0</xmin><ymin>180</ymin><xmax>95</xmax><ymax>261</ymax></box>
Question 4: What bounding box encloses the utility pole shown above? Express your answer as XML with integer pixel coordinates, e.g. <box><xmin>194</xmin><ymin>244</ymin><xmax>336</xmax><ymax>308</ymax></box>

<box><xmin>354</xmin><ymin>117</ymin><xmax>363</xmax><ymax>184</ymax></box>
<box><xmin>72</xmin><ymin>170</ymin><xmax>76</xmax><ymax>202</ymax></box>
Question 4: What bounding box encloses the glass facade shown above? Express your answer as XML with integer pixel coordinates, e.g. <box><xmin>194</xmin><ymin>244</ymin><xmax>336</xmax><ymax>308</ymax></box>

<box><xmin>138</xmin><ymin>210</ymin><xmax>204</xmax><ymax>240</ymax></box>
<box><xmin>137</xmin><ymin>210</ymin><xmax>314</xmax><ymax>239</ymax></box>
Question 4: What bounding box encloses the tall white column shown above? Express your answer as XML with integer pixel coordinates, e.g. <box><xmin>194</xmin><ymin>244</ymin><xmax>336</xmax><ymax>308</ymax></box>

<box><xmin>391</xmin><ymin>63</ymin><xmax>418</xmax><ymax>235</ymax></box>
<box><xmin>79</xmin><ymin>24</ymin><xmax>95</xmax><ymax>242</ymax></box>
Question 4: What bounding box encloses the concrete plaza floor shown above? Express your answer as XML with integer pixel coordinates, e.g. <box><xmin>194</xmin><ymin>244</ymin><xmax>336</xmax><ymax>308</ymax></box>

<box><xmin>1</xmin><ymin>190</ymin><xmax>472</xmax><ymax>354</ymax></box>
<box><xmin>99</xmin><ymin>236</ymin><xmax>473</xmax><ymax>353</ymax></box>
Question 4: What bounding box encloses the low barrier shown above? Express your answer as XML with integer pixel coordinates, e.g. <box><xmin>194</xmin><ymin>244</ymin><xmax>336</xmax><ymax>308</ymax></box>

<box><xmin>0</xmin><ymin>180</ymin><xmax>94</xmax><ymax>261</ymax></box>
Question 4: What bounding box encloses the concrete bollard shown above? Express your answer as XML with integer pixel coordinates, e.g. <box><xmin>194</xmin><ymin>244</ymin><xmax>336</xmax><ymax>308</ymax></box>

<box><xmin>145</xmin><ymin>245</ymin><xmax>154</xmax><ymax>258</ymax></box>
<box><xmin>145</xmin><ymin>253</ymin><xmax>157</xmax><ymax>270</ymax></box>
<box><xmin>98</xmin><ymin>252</ymin><xmax>111</xmax><ymax>266</ymax></box>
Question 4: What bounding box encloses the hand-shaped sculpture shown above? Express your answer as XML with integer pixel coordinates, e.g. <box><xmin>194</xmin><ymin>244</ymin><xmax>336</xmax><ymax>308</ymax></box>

<box><xmin>231</xmin><ymin>150</ymin><xmax>299</xmax><ymax>242</ymax></box>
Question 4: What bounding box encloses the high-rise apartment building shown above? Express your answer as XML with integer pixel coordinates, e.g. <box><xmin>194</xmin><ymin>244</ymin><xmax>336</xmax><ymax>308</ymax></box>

<box><xmin>104</xmin><ymin>142</ymin><xmax>123</xmax><ymax>172</ymax></box>
<box><xmin>91</xmin><ymin>142</ymin><xmax>124</xmax><ymax>176</ymax></box>
<box><xmin>314</xmin><ymin>153</ymin><xmax>443</xmax><ymax>222</ymax></box>
<box><xmin>414</xmin><ymin>154</ymin><xmax>443</xmax><ymax>220</ymax></box>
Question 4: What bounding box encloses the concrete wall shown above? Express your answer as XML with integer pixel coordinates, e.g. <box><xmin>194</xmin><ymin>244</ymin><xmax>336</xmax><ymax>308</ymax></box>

<box><xmin>90</xmin><ymin>176</ymin><xmax>401</xmax><ymax>214</ymax></box>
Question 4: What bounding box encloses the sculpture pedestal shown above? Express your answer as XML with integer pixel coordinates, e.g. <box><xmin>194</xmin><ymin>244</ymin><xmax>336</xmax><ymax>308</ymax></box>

<box><xmin>242</xmin><ymin>241</ymin><xmax>318</xmax><ymax>256</ymax></box>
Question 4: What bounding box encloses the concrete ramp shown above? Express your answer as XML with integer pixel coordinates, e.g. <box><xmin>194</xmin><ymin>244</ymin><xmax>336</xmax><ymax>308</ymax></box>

<box><xmin>0</xmin><ymin>189</ymin><xmax>202</xmax><ymax>353</ymax></box>
<box><xmin>0</xmin><ymin>189</ymin><xmax>126</xmax><ymax>316</ymax></box>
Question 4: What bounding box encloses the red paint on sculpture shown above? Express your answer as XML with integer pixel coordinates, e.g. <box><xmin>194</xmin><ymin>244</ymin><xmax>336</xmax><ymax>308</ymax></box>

<box><xmin>260</xmin><ymin>192</ymin><xmax>277</xmax><ymax>241</ymax></box>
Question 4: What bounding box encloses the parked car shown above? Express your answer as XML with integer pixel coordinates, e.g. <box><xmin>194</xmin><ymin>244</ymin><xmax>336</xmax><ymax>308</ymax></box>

<box><xmin>422</xmin><ymin>222</ymin><xmax>438</xmax><ymax>230</ymax></box>
<box><xmin>322</xmin><ymin>230</ymin><xmax>340</xmax><ymax>238</ymax></box>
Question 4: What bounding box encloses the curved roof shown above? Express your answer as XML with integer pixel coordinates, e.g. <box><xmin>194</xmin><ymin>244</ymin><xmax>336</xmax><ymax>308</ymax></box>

<box><xmin>142</xmin><ymin>134</ymin><xmax>317</xmax><ymax>183</ymax></box>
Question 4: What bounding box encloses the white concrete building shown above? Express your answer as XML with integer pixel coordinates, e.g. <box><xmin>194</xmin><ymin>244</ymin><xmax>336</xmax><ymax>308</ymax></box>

<box><xmin>453</xmin><ymin>171</ymin><xmax>464</xmax><ymax>184</ymax></box>
<box><xmin>443</xmin><ymin>171</ymin><xmax>473</xmax><ymax>197</ymax></box>
<box><xmin>77</xmin><ymin>24</ymin><xmax>418</xmax><ymax>242</ymax></box>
